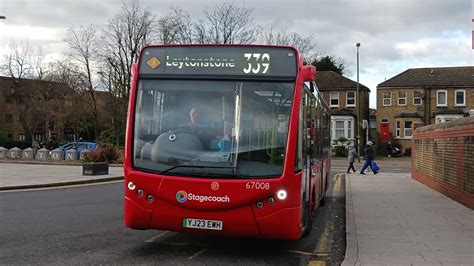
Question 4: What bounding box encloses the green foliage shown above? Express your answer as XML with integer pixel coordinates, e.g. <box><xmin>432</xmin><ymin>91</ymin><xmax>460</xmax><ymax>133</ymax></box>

<box><xmin>332</xmin><ymin>137</ymin><xmax>350</xmax><ymax>157</ymax></box>
<box><xmin>0</xmin><ymin>129</ymin><xmax>7</xmax><ymax>141</ymax></box>
<box><xmin>310</xmin><ymin>55</ymin><xmax>346</xmax><ymax>75</ymax></box>
<box><xmin>97</xmin><ymin>126</ymin><xmax>125</xmax><ymax>146</ymax></box>
<box><xmin>83</xmin><ymin>144</ymin><xmax>122</xmax><ymax>163</ymax></box>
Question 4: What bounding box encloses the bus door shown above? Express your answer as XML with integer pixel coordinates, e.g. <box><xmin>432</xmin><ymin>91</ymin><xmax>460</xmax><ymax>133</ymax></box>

<box><xmin>301</xmin><ymin>90</ymin><xmax>313</xmax><ymax>227</ymax></box>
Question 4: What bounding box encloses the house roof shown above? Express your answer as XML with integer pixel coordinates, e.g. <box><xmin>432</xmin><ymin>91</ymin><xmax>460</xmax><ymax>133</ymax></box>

<box><xmin>315</xmin><ymin>71</ymin><xmax>370</xmax><ymax>92</ymax></box>
<box><xmin>378</xmin><ymin>66</ymin><xmax>474</xmax><ymax>88</ymax></box>
<box><xmin>0</xmin><ymin>76</ymin><xmax>73</xmax><ymax>96</ymax></box>
<box><xmin>330</xmin><ymin>108</ymin><xmax>356</xmax><ymax>117</ymax></box>
<box><xmin>394</xmin><ymin>112</ymin><xmax>423</xmax><ymax>118</ymax></box>
<box><xmin>434</xmin><ymin>108</ymin><xmax>469</xmax><ymax>115</ymax></box>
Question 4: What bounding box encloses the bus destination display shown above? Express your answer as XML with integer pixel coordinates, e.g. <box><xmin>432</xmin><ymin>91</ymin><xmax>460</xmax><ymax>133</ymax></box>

<box><xmin>139</xmin><ymin>46</ymin><xmax>297</xmax><ymax>78</ymax></box>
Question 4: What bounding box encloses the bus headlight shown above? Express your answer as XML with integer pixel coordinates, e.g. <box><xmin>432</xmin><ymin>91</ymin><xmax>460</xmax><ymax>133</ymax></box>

<box><xmin>277</xmin><ymin>189</ymin><xmax>287</xmax><ymax>200</ymax></box>
<box><xmin>128</xmin><ymin>182</ymin><xmax>136</xmax><ymax>190</ymax></box>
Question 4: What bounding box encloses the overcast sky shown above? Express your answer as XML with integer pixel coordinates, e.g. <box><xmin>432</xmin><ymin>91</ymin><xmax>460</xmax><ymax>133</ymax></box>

<box><xmin>0</xmin><ymin>0</ymin><xmax>472</xmax><ymax>108</ymax></box>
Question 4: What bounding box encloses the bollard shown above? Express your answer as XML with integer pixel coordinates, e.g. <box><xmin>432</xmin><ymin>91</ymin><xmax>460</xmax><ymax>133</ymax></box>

<box><xmin>8</xmin><ymin>147</ymin><xmax>21</xmax><ymax>159</ymax></box>
<box><xmin>50</xmin><ymin>148</ymin><xmax>64</xmax><ymax>160</ymax></box>
<box><xmin>65</xmin><ymin>149</ymin><xmax>77</xmax><ymax>160</ymax></box>
<box><xmin>35</xmin><ymin>148</ymin><xmax>50</xmax><ymax>160</ymax></box>
<box><xmin>0</xmin><ymin>147</ymin><xmax>7</xmax><ymax>159</ymax></box>
<box><xmin>22</xmin><ymin>147</ymin><xmax>35</xmax><ymax>160</ymax></box>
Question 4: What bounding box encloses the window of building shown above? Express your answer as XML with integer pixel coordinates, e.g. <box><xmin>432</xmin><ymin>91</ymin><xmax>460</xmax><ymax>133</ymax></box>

<box><xmin>7</xmin><ymin>134</ymin><xmax>13</xmax><ymax>140</ymax></box>
<box><xmin>65</xmin><ymin>99</ymin><xmax>73</xmax><ymax>107</ymax></box>
<box><xmin>437</xmin><ymin>90</ymin><xmax>447</xmax><ymax>106</ymax></box>
<box><xmin>404</xmin><ymin>121</ymin><xmax>413</xmax><ymax>138</ymax></box>
<box><xmin>5</xmin><ymin>114</ymin><xmax>13</xmax><ymax>123</ymax></box>
<box><xmin>455</xmin><ymin>90</ymin><xmax>465</xmax><ymax>106</ymax></box>
<box><xmin>396</xmin><ymin>121</ymin><xmax>400</xmax><ymax>138</ymax></box>
<box><xmin>398</xmin><ymin>91</ymin><xmax>407</xmax><ymax>106</ymax></box>
<box><xmin>413</xmin><ymin>91</ymin><xmax>422</xmax><ymax>105</ymax></box>
<box><xmin>347</xmin><ymin>120</ymin><xmax>352</xmax><ymax>138</ymax></box>
<box><xmin>346</xmin><ymin>91</ymin><xmax>356</xmax><ymax>107</ymax></box>
<box><xmin>381</xmin><ymin>118</ymin><xmax>389</xmax><ymax>123</ymax></box>
<box><xmin>331</xmin><ymin>117</ymin><xmax>355</xmax><ymax>141</ymax></box>
<box><xmin>330</xmin><ymin>92</ymin><xmax>339</xmax><ymax>107</ymax></box>
<box><xmin>34</xmin><ymin>133</ymin><xmax>45</xmax><ymax>142</ymax></box>
<box><xmin>335</xmin><ymin>121</ymin><xmax>345</xmax><ymax>138</ymax></box>
<box><xmin>383</xmin><ymin>91</ymin><xmax>391</xmax><ymax>106</ymax></box>
<box><xmin>19</xmin><ymin>134</ymin><xmax>26</xmax><ymax>141</ymax></box>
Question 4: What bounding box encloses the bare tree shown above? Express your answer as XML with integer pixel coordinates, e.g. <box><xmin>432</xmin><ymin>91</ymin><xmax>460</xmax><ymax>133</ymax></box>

<box><xmin>1</xmin><ymin>42</ymin><xmax>33</xmax><ymax>79</ymax></box>
<box><xmin>157</xmin><ymin>6</ymin><xmax>194</xmax><ymax>44</ymax></box>
<box><xmin>101</xmin><ymin>0</ymin><xmax>155</xmax><ymax>99</ymax></box>
<box><xmin>95</xmin><ymin>0</ymin><xmax>155</xmax><ymax>144</ymax></box>
<box><xmin>203</xmin><ymin>1</ymin><xmax>256</xmax><ymax>44</ymax></box>
<box><xmin>65</xmin><ymin>25</ymin><xmax>101</xmax><ymax>139</ymax></box>
<box><xmin>259</xmin><ymin>23</ymin><xmax>315</xmax><ymax>59</ymax></box>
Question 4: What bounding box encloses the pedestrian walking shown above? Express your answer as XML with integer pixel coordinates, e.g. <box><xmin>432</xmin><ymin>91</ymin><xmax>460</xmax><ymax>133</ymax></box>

<box><xmin>346</xmin><ymin>145</ymin><xmax>359</xmax><ymax>174</ymax></box>
<box><xmin>359</xmin><ymin>141</ymin><xmax>379</xmax><ymax>175</ymax></box>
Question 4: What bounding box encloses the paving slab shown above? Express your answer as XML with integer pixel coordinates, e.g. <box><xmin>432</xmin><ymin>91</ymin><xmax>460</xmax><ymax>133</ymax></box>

<box><xmin>342</xmin><ymin>172</ymin><xmax>474</xmax><ymax>266</ymax></box>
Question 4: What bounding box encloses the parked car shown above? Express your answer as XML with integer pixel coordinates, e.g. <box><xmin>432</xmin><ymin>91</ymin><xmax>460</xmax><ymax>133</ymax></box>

<box><xmin>58</xmin><ymin>141</ymin><xmax>97</xmax><ymax>158</ymax></box>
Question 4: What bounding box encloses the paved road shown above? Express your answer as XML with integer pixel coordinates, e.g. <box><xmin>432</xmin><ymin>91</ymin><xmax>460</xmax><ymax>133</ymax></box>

<box><xmin>0</xmin><ymin>172</ymin><xmax>346</xmax><ymax>265</ymax></box>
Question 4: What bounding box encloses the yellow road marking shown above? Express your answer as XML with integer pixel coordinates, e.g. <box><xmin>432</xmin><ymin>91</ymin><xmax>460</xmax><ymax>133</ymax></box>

<box><xmin>308</xmin><ymin>261</ymin><xmax>326</xmax><ymax>266</ymax></box>
<box><xmin>287</xmin><ymin>250</ymin><xmax>328</xmax><ymax>256</ymax></box>
<box><xmin>188</xmin><ymin>248</ymin><xmax>208</xmax><ymax>260</ymax></box>
<box><xmin>332</xmin><ymin>173</ymin><xmax>342</xmax><ymax>195</ymax></box>
<box><xmin>313</xmin><ymin>172</ymin><xmax>342</xmax><ymax>254</ymax></box>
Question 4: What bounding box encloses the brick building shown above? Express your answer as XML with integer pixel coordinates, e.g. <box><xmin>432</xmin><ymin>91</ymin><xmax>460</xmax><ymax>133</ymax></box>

<box><xmin>377</xmin><ymin>66</ymin><xmax>474</xmax><ymax>153</ymax></box>
<box><xmin>0</xmin><ymin>76</ymin><xmax>76</xmax><ymax>143</ymax></box>
<box><xmin>315</xmin><ymin>71</ymin><xmax>371</xmax><ymax>148</ymax></box>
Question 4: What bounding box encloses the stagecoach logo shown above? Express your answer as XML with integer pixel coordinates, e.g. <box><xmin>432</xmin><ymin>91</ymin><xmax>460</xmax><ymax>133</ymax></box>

<box><xmin>176</xmin><ymin>190</ymin><xmax>230</xmax><ymax>203</ymax></box>
<box><xmin>211</xmin><ymin>182</ymin><xmax>219</xmax><ymax>191</ymax></box>
<box><xmin>176</xmin><ymin>190</ymin><xmax>188</xmax><ymax>203</ymax></box>
<box><xmin>147</xmin><ymin>57</ymin><xmax>161</xmax><ymax>68</ymax></box>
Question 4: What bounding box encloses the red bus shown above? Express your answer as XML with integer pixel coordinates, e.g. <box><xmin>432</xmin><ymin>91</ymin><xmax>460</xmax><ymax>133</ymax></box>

<box><xmin>124</xmin><ymin>45</ymin><xmax>331</xmax><ymax>240</ymax></box>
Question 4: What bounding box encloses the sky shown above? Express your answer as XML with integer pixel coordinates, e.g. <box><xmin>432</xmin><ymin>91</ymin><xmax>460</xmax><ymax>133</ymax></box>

<box><xmin>0</xmin><ymin>0</ymin><xmax>472</xmax><ymax>109</ymax></box>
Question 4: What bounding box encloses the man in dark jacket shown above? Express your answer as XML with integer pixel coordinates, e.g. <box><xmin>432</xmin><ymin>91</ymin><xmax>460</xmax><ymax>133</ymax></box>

<box><xmin>360</xmin><ymin>141</ymin><xmax>378</xmax><ymax>175</ymax></box>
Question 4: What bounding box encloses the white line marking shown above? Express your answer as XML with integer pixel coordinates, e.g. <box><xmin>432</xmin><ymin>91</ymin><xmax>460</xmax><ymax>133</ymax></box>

<box><xmin>187</xmin><ymin>248</ymin><xmax>208</xmax><ymax>260</ymax></box>
<box><xmin>144</xmin><ymin>231</ymin><xmax>171</xmax><ymax>243</ymax></box>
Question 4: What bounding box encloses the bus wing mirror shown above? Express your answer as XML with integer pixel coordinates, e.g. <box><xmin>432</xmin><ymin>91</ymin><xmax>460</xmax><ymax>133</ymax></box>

<box><xmin>301</xmin><ymin>65</ymin><xmax>316</xmax><ymax>81</ymax></box>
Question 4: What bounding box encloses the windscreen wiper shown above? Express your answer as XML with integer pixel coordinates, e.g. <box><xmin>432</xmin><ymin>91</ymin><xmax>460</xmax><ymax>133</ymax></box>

<box><xmin>157</xmin><ymin>165</ymin><xmax>236</xmax><ymax>175</ymax></box>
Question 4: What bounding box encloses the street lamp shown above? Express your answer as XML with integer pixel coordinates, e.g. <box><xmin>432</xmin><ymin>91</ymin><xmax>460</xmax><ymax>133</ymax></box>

<box><xmin>356</xmin><ymin>43</ymin><xmax>361</xmax><ymax>161</ymax></box>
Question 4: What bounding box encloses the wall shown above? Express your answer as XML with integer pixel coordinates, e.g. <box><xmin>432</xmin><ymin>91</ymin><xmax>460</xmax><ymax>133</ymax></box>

<box><xmin>411</xmin><ymin>117</ymin><xmax>474</xmax><ymax>209</ymax></box>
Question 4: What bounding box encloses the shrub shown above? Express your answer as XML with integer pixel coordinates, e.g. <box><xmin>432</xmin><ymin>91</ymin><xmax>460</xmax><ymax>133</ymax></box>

<box><xmin>83</xmin><ymin>144</ymin><xmax>122</xmax><ymax>163</ymax></box>
<box><xmin>332</xmin><ymin>137</ymin><xmax>350</xmax><ymax>157</ymax></box>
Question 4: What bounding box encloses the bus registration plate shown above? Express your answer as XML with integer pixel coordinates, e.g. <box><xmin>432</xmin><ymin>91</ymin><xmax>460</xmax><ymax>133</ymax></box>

<box><xmin>183</xmin><ymin>218</ymin><xmax>223</xmax><ymax>231</ymax></box>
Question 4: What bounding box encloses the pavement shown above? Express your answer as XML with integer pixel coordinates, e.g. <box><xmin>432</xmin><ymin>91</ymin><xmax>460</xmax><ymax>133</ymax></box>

<box><xmin>343</xmin><ymin>171</ymin><xmax>474</xmax><ymax>266</ymax></box>
<box><xmin>0</xmin><ymin>162</ymin><xmax>123</xmax><ymax>190</ymax></box>
<box><xmin>1</xmin><ymin>159</ymin><xmax>473</xmax><ymax>265</ymax></box>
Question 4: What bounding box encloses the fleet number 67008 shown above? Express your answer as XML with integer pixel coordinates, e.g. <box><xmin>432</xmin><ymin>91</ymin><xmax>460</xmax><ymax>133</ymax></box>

<box><xmin>245</xmin><ymin>182</ymin><xmax>270</xmax><ymax>190</ymax></box>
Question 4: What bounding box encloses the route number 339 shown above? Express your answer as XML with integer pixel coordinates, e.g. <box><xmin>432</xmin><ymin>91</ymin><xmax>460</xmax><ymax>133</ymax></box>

<box><xmin>243</xmin><ymin>53</ymin><xmax>270</xmax><ymax>74</ymax></box>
